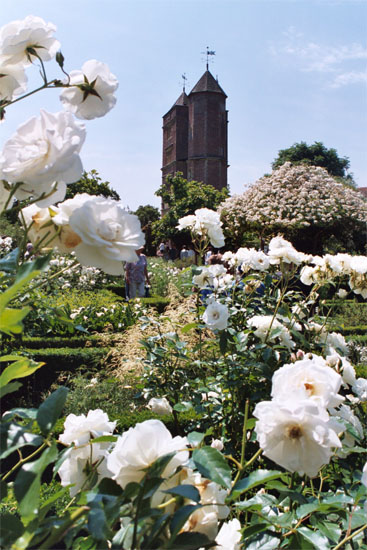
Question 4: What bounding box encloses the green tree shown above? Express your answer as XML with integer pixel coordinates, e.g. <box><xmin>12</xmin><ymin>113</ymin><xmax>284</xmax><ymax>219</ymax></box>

<box><xmin>272</xmin><ymin>141</ymin><xmax>355</xmax><ymax>186</ymax></box>
<box><xmin>65</xmin><ymin>169</ymin><xmax>121</xmax><ymax>200</ymax></box>
<box><xmin>153</xmin><ymin>173</ymin><xmax>229</xmax><ymax>247</ymax></box>
<box><xmin>134</xmin><ymin>205</ymin><xmax>160</xmax><ymax>255</ymax></box>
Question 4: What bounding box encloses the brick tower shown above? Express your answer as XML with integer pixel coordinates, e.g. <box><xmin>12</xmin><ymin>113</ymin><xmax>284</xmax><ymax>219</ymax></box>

<box><xmin>161</xmin><ymin>69</ymin><xmax>228</xmax><ymax>196</ymax></box>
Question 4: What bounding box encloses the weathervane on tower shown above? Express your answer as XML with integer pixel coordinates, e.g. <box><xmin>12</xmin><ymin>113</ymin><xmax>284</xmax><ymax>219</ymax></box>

<box><xmin>201</xmin><ymin>46</ymin><xmax>216</xmax><ymax>70</ymax></box>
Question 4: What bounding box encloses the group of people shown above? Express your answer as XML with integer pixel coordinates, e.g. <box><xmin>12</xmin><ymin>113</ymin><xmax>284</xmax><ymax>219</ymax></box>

<box><xmin>157</xmin><ymin>241</ymin><xmax>197</xmax><ymax>263</ymax></box>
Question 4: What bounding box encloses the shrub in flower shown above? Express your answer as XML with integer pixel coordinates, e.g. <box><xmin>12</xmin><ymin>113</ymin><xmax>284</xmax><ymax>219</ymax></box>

<box><xmin>219</xmin><ymin>162</ymin><xmax>367</xmax><ymax>252</ymax></box>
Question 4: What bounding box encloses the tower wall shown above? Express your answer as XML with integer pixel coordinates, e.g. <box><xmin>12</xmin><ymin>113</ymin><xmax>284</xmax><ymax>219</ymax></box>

<box><xmin>162</xmin><ymin>104</ymin><xmax>188</xmax><ymax>183</ymax></box>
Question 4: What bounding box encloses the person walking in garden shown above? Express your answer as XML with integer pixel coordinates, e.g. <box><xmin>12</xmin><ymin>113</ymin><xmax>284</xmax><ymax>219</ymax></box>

<box><xmin>125</xmin><ymin>247</ymin><xmax>151</xmax><ymax>299</ymax></box>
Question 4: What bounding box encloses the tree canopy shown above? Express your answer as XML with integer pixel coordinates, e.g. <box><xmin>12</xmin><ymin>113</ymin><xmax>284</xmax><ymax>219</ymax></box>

<box><xmin>272</xmin><ymin>141</ymin><xmax>355</xmax><ymax>186</ymax></box>
<box><xmin>153</xmin><ymin>173</ymin><xmax>229</xmax><ymax>246</ymax></box>
<box><xmin>65</xmin><ymin>169</ymin><xmax>121</xmax><ymax>201</ymax></box>
<box><xmin>133</xmin><ymin>204</ymin><xmax>161</xmax><ymax>255</ymax></box>
<box><xmin>220</xmin><ymin>162</ymin><xmax>367</xmax><ymax>254</ymax></box>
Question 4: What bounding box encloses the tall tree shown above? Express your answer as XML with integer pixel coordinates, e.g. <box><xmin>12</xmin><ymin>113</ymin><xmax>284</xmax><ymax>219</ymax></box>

<box><xmin>272</xmin><ymin>141</ymin><xmax>355</xmax><ymax>186</ymax></box>
<box><xmin>65</xmin><ymin>169</ymin><xmax>120</xmax><ymax>200</ymax></box>
<box><xmin>134</xmin><ymin>205</ymin><xmax>160</xmax><ymax>255</ymax></box>
<box><xmin>153</xmin><ymin>173</ymin><xmax>228</xmax><ymax>246</ymax></box>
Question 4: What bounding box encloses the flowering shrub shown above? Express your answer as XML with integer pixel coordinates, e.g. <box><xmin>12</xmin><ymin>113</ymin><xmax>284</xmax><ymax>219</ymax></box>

<box><xmin>0</xmin><ymin>15</ymin><xmax>366</xmax><ymax>550</ymax></box>
<box><xmin>220</xmin><ymin>162</ymin><xmax>367</xmax><ymax>252</ymax></box>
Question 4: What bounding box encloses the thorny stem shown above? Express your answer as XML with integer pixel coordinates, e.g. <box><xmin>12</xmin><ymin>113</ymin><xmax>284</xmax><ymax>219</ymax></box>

<box><xmin>332</xmin><ymin>524</ymin><xmax>367</xmax><ymax>550</ymax></box>
<box><xmin>1</xmin><ymin>441</ymin><xmax>48</xmax><ymax>482</ymax></box>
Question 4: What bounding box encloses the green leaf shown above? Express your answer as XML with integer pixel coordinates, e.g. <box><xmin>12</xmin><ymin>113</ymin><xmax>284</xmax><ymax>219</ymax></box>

<box><xmin>246</xmin><ymin>532</ymin><xmax>280</xmax><ymax>550</ymax></box>
<box><xmin>88</xmin><ymin>507</ymin><xmax>110</xmax><ymax>541</ymax></box>
<box><xmin>1</xmin><ymin>423</ymin><xmax>44</xmax><ymax>460</ymax></box>
<box><xmin>229</xmin><ymin>470</ymin><xmax>283</xmax><ymax>500</ymax></box>
<box><xmin>0</xmin><ymin>306</ymin><xmax>31</xmax><ymax>335</ymax></box>
<box><xmin>192</xmin><ymin>446</ymin><xmax>232</xmax><ymax>489</ymax></box>
<box><xmin>144</xmin><ymin>452</ymin><xmax>176</xmax><ymax>479</ymax></box>
<box><xmin>181</xmin><ymin>322</ymin><xmax>198</xmax><ymax>334</ymax></box>
<box><xmin>313</xmin><ymin>520</ymin><xmax>341</xmax><ymax>544</ymax></box>
<box><xmin>91</xmin><ymin>435</ymin><xmax>118</xmax><ymax>444</ymax></box>
<box><xmin>14</xmin><ymin>443</ymin><xmax>58</xmax><ymax>523</ymax></box>
<box><xmin>296</xmin><ymin>500</ymin><xmax>320</xmax><ymax>519</ymax></box>
<box><xmin>166</xmin><ymin>531</ymin><xmax>211</xmax><ymax>550</ymax></box>
<box><xmin>0</xmin><ymin>356</ymin><xmax>44</xmax><ymax>388</ymax></box>
<box><xmin>163</xmin><ymin>484</ymin><xmax>201</xmax><ymax>503</ymax></box>
<box><xmin>219</xmin><ymin>331</ymin><xmax>228</xmax><ymax>353</ymax></box>
<box><xmin>0</xmin><ymin>513</ymin><xmax>25</xmax><ymax>548</ymax></box>
<box><xmin>187</xmin><ymin>431</ymin><xmax>205</xmax><ymax>447</ymax></box>
<box><xmin>173</xmin><ymin>401</ymin><xmax>193</xmax><ymax>412</ymax></box>
<box><xmin>37</xmin><ymin>386</ymin><xmax>68</xmax><ymax>435</ymax></box>
<box><xmin>0</xmin><ymin>247</ymin><xmax>19</xmax><ymax>273</ymax></box>
<box><xmin>298</xmin><ymin>527</ymin><xmax>331</xmax><ymax>550</ymax></box>
<box><xmin>0</xmin><ymin>381</ymin><xmax>22</xmax><ymax>398</ymax></box>
<box><xmin>242</xmin><ymin>523</ymin><xmax>269</xmax><ymax>539</ymax></box>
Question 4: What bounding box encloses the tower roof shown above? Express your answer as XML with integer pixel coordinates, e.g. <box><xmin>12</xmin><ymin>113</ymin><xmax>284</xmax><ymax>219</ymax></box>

<box><xmin>189</xmin><ymin>70</ymin><xmax>227</xmax><ymax>97</ymax></box>
<box><xmin>174</xmin><ymin>91</ymin><xmax>189</xmax><ymax>106</ymax></box>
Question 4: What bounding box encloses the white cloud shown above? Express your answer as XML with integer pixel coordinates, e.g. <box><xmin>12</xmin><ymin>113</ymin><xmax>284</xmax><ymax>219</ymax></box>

<box><xmin>330</xmin><ymin>70</ymin><xmax>367</xmax><ymax>88</ymax></box>
<box><xmin>270</xmin><ymin>27</ymin><xmax>367</xmax><ymax>84</ymax></box>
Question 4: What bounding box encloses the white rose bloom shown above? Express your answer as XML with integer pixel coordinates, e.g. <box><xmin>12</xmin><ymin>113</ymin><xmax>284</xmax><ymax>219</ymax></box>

<box><xmin>271</xmin><ymin>355</ymin><xmax>344</xmax><ymax>409</ymax></box>
<box><xmin>349</xmin><ymin>256</ymin><xmax>367</xmax><ymax>274</ymax></box>
<box><xmin>300</xmin><ymin>265</ymin><xmax>319</xmax><ymax>286</ymax></box>
<box><xmin>248</xmin><ymin>315</ymin><xmax>295</xmax><ymax>350</ymax></box>
<box><xmin>181</xmin><ymin>469</ymin><xmax>229</xmax><ymax>540</ymax></box>
<box><xmin>331</xmin><ymin>404</ymin><xmax>363</xmax><ymax>450</ymax></box>
<box><xmin>52</xmin><ymin>193</ymin><xmax>92</xmax><ymax>225</ymax></box>
<box><xmin>0</xmin><ymin>15</ymin><xmax>60</xmax><ymax>66</ymax></box>
<box><xmin>208</xmin><ymin>226</ymin><xmax>225</xmax><ymax>248</ymax></box>
<box><xmin>194</xmin><ymin>208</ymin><xmax>222</xmax><ymax>231</ymax></box>
<box><xmin>59</xmin><ymin>409</ymin><xmax>116</xmax><ymax>447</ymax></box>
<box><xmin>214</xmin><ymin>518</ymin><xmax>242</xmax><ymax>550</ymax></box>
<box><xmin>58</xmin><ymin>444</ymin><xmax>111</xmax><ymax>497</ymax></box>
<box><xmin>361</xmin><ymin>462</ymin><xmax>367</xmax><ymax>487</ymax></box>
<box><xmin>107</xmin><ymin>419</ymin><xmax>188</xmax><ymax>489</ymax></box>
<box><xmin>193</xmin><ymin>267</ymin><xmax>214</xmax><ymax>288</ymax></box>
<box><xmin>208</xmin><ymin>264</ymin><xmax>227</xmax><ymax>278</ymax></box>
<box><xmin>352</xmin><ymin>378</ymin><xmax>367</xmax><ymax>402</ymax></box>
<box><xmin>60</xmin><ymin>59</ymin><xmax>118</xmax><ymax>120</ymax></box>
<box><xmin>203</xmin><ymin>301</ymin><xmax>229</xmax><ymax>330</ymax></box>
<box><xmin>326</xmin><ymin>352</ymin><xmax>356</xmax><ymax>388</ymax></box>
<box><xmin>147</xmin><ymin>397</ymin><xmax>172</xmax><ymax>415</ymax></box>
<box><xmin>337</xmin><ymin>289</ymin><xmax>348</xmax><ymax>299</ymax></box>
<box><xmin>0</xmin><ymin>110</ymin><xmax>85</xmax><ymax>206</ymax></box>
<box><xmin>211</xmin><ymin>438</ymin><xmax>224</xmax><ymax>451</ymax></box>
<box><xmin>68</xmin><ymin>197</ymin><xmax>145</xmax><ymax>275</ymax></box>
<box><xmin>268</xmin><ymin>236</ymin><xmax>307</xmax><ymax>265</ymax></box>
<box><xmin>253</xmin><ymin>399</ymin><xmax>342</xmax><ymax>477</ymax></box>
<box><xmin>20</xmin><ymin>203</ymin><xmax>59</xmax><ymax>248</ymax></box>
<box><xmin>0</xmin><ymin>62</ymin><xmax>27</xmax><ymax>101</ymax></box>
<box><xmin>0</xmin><ymin>180</ymin><xmax>12</xmax><ymax>213</ymax></box>
<box><xmin>177</xmin><ymin>214</ymin><xmax>196</xmax><ymax>231</ymax></box>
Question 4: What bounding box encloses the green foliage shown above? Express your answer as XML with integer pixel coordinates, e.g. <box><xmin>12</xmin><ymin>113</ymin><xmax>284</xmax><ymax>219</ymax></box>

<box><xmin>134</xmin><ymin>205</ymin><xmax>161</xmax><ymax>256</ymax></box>
<box><xmin>64</xmin><ymin>169</ymin><xmax>120</xmax><ymax>201</ymax></box>
<box><xmin>272</xmin><ymin>141</ymin><xmax>355</xmax><ymax>185</ymax></box>
<box><xmin>148</xmin><ymin>257</ymin><xmax>192</xmax><ymax>297</ymax></box>
<box><xmin>153</xmin><ymin>173</ymin><xmax>228</xmax><ymax>246</ymax></box>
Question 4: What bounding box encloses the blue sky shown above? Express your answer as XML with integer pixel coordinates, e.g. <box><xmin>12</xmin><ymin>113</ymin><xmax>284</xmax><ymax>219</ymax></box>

<box><xmin>2</xmin><ymin>0</ymin><xmax>367</xmax><ymax>210</ymax></box>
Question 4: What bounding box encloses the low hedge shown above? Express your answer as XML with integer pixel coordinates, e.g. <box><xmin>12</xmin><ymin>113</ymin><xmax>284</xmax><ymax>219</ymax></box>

<box><xmin>14</xmin><ymin>335</ymin><xmax>104</xmax><ymax>349</ymax></box>
<box><xmin>138</xmin><ymin>296</ymin><xmax>170</xmax><ymax>313</ymax></box>
<box><xmin>23</xmin><ymin>347</ymin><xmax>109</xmax><ymax>370</ymax></box>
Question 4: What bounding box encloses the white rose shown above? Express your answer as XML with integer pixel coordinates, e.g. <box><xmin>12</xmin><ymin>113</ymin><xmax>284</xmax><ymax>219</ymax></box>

<box><xmin>337</xmin><ymin>289</ymin><xmax>348</xmax><ymax>299</ymax></box>
<box><xmin>208</xmin><ymin>226</ymin><xmax>225</xmax><ymax>248</ymax></box>
<box><xmin>177</xmin><ymin>214</ymin><xmax>196</xmax><ymax>231</ymax></box>
<box><xmin>271</xmin><ymin>355</ymin><xmax>344</xmax><ymax>409</ymax></box>
<box><xmin>59</xmin><ymin>409</ymin><xmax>116</xmax><ymax>447</ymax></box>
<box><xmin>107</xmin><ymin>419</ymin><xmax>188</xmax><ymax>489</ymax></box>
<box><xmin>147</xmin><ymin>397</ymin><xmax>172</xmax><ymax>415</ymax></box>
<box><xmin>0</xmin><ymin>15</ymin><xmax>60</xmax><ymax>66</ymax></box>
<box><xmin>203</xmin><ymin>301</ymin><xmax>229</xmax><ymax>330</ymax></box>
<box><xmin>361</xmin><ymin>462</ymin><xmax>367</xmax><ymax>487</ymax></box>
<box><xmin>211</xmin><ymin>438</ymin><xmax>224</xmax><ymax>451</ymax></box>
<box><xmin>253</xmin><ymin>399</ymin><xmax>342</xmax><ymax>477</ymax></box>
<box><xmin>0</xmin><ymin>110</ymin><xmax>85</xmax><ymax>206</ymax></box>
<box><xmin>194</xmin><ymin>208</ymin><xmax>222</xmax><ymax>231</ymax></box>
<box><xmin>20</xmin><ymin>203</ymin><xmax>59</xmax><ymax>248</ymax></box>
<box><xmin>0</xmin><ymin>180</ymin><xmax>12</xmax><ymax>213</ymax></box>
<box><xmin>352</xmin><ymin>378</ymin><xmax>367</xmax><ymax>402</ymax></box>
<box><xmin>0</xmin><ymin>62</ymin><xmax>27</xmax><ymax>101</ymax></box>
<box><xmin>68</xmin><ymin>196</ymin><xmax>145</xmax><ymax>275</ymax></box>
<box><xmin>214</xmin><ymin>518</ymin><xmax>242</xmax><ymax>550</ymax></box>
<box><xmin>58</xmin><ymin>444</ymin><xmax>111</xmax><ymax>497</ymax></box>
<box><xmin>193</xmin><ymin>267</ymin><xmax>214</xmax><ymax>288</ymax></box>
<box><xmin>60</xmin><ymin>59</ymin><xmax>118</xmax><ymax>120</ymax></box>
